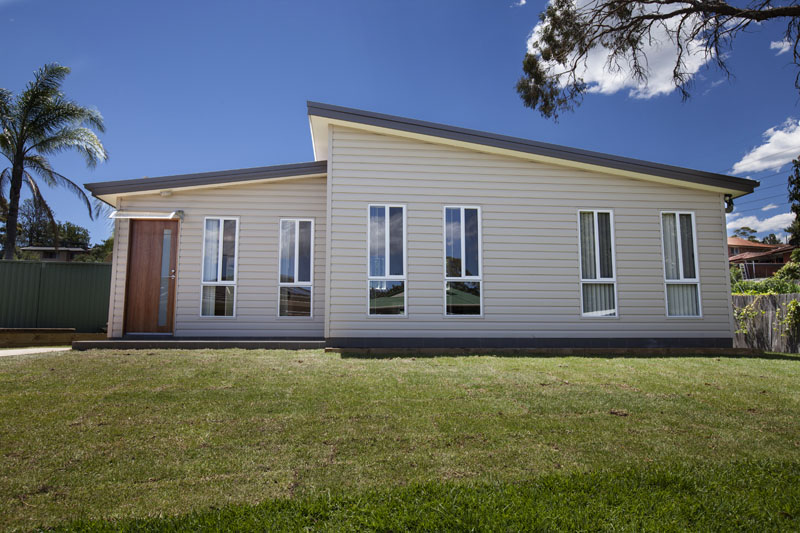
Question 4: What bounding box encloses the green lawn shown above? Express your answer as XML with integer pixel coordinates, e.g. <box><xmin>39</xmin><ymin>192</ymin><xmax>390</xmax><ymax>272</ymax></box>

<box><xmin>1</xmin><ymin>349</ymin><xmax>799</xmax><ymax>531</ymax></box>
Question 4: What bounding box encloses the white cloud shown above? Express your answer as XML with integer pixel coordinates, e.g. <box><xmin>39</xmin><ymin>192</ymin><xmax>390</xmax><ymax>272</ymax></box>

<box><xmin>762</xmin><ymin>203</ymin><xmax>779</xmax><ymax>211</ymax></box>
<box><xmin>771</xmin><ymin>40</ymin><xmax>791</xmax><ymax>56</ymax></box>
<box><xmin>526</xmin><ymin>1</ymin><xmax>713</xmax><ymax>99</ymax></box>
<box><xmin>726</xmin><ymin>212</ymin><xmax>795</xmax><ymax>233</ymax></box>
<box><xmin>512</xmin><ymin>0</ymin><xmax>526</xmax><ymax>5</ymax></box>
<box><xmin>732</xmin><ymin>118</ymin><xmax>800</xmax><ymax>174</ymax></box>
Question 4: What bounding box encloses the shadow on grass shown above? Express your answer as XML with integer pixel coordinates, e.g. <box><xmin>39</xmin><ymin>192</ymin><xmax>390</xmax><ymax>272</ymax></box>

<box><xmin>339</xmin><ymin>351</ymin><xmax>800</xmax><ymax>361</ymax></box>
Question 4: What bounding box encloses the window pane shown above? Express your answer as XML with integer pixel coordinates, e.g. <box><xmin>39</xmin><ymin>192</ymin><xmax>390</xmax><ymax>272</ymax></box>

<box><xmin>464</xmin><ymin>208</ymin><xmax>479</xmax><ymax>277</ymax></box>
<box><xmin>679</xmin><ymin>214</ymin><xmax>696</xmax><ymax>279</ymax></box>
<box><xmin>445</xmin><ymin>207</ymin><xmax>461</xmax><ymax>277</ymax></box>
<box><xmin>597</xmin><ymin>212</ymin><xmax>613</xmax><ymax>279</ymax></box>
<box><xmin>389</xmin><ymin>206</ymin><xmax>404</xmax><ymax>276</ymax></box>
<box><xmin>579</xmin><ymin>212</ymin><xmax>596</xmax><ymax>279</ymax></box>
<box><xmin>201</xmin><ymin>285</ymin><xmax>234</xmax><ymax>316</ymax></box>
<box><xmin>667</xmin><ymin>283</ymin><xmax>699</xmax><ymax>316</ymax></box>
<box><xmin>221</xmin><ymin>219</ymin><xmax>237</xmax><ymax>281</ymax></box>
<box><xmin>280</xmin><ymin>286</ymin><xmax>311</xmax><ymax>316</ymax></box>
<box><xmin>203</xmin><ymin>219</ymin><xmax>220</xmax><ymax>282</ymax></box>
<box><xmin>280</xmin><ymin>220</ymin><xmax>296</xmax><ymax>283</ymax></box>
<box><xmin>662</xmin><ymin>213</ymin><xmax>680</xmax><ymax>280</ymax></box>
<box><xmin>369</xmin><ymin>280</ymin><xmax>405</xmax><ymax>315</ymax></box>
<box><xmin>369</xmin><ymin>206</ymin><xmax>385</xmax><ymax>277</ymax></box>
<box><xmin>298</xmin><ymin>221</ymin><xmax>312</xmax><ymax>283</ymax></box>
<box><xmin>582</xmin><ymin>283</ymin><xmax>616</xmax><ymax>317</ymax></box>
<box><xmin>157</xmin><ymin>229</ymin><xmax>172</xmax><ymax>327</ymax></box>
<box><xmin>446</xmin><ymin>281</ymin><xmax>481</xmax><ymax>315</ymax></box>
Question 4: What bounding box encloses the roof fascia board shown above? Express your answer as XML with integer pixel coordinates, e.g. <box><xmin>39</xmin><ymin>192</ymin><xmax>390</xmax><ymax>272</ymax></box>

<box><xmin>85</xmin><ymin>160</ymin><xmax>328</xmax><ymax>197</ymax></box>
<box><xmin>308</xmin><ymin>101</ymin><xmax>757</xmax><ymax>197</ymax></box>
<box><xmin>92</xmin><ymin>172</ymin><xmax>326</xmax><ymax>207</ymax></box>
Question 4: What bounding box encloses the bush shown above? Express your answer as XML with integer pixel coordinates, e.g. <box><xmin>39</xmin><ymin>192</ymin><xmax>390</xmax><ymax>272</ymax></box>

<box><xmin>730</xmin><ymin>265</ymin><xmax>743</xmax><ymax>285</ymax></box>
<box><xmin>732</xmin><ymin>277</ymin><xmax>800</xmax><ymax>295</ymax></box>
<box><xmin>774</xmin><ymin>261</ymin><xmax>800</xmax><ymax>281</ymax></box>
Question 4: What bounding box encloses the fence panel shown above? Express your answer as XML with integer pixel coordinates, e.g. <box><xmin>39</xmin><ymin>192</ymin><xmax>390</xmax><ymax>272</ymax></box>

<box><xmin>732</xmin><ymin>293</ymin><xmax>800</xmax><ymax>353</ymax></box>
<box><xmin>0</xmin><ymin>262</ymin><xmax>42</xmax><ymax>327</ymax></box>
<box><xmin>0</xmin><ymin>261</ymin><xmax>111</xmax><ymax>332</ymax></box>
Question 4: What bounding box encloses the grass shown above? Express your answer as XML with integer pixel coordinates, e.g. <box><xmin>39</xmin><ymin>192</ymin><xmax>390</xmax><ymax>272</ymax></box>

<box><xmin>1</xmin><ymin>349</ymin><xmax>799</xmax><ymax>530</ymax></box>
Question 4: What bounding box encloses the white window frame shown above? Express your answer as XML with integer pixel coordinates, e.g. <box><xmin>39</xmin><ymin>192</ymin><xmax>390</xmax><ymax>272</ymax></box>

<box><xmin>199</xmin><ymin>216</ymin><xmax>239</xmax><ymax>318</ymax></box>
<box><xmin>278</xmin><ymin>218</ymin><xmax>314</xmax><ymax>319</ymax></box>
<box><xmin>576</xmin><ymin>209</ymin><xmax>618</xmax><ymax>318</ymax></box>
<box><xmin>660</xmin><ymin>210</ymin><xmax>703</xmax><ymax>318</ymax></box>
<box><xmin>442</xmin><ymin>205</ymin><xmax>483</xmax><ymax>317</ymax></box>
<box><xmin>366</xmin><ymin>204</ymin><xmax>407</xmax><ymax>317</ymax></box>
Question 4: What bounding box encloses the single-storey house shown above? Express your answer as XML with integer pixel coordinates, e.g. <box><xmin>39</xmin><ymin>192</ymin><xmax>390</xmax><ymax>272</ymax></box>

<box><xmin>726</xmin><ymin>236</ymin><xmax>777</xmax><ymax>258</ymax></box>
<box><xmin>85</xmin><ymin>102</ymin><xmax>757</xmax><ymax>349</ymax></box>
<box><xmin>730</xmin><ymin>244</ymin><xmax>795</xmax><ymax>279</ymax></box>
<box><xmin>20</xmin><ymin>245</ymin><xmax>88</xmax><ymax>262</ymax></box>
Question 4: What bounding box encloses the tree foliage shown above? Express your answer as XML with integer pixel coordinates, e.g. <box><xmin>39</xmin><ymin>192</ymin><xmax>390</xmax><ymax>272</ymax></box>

<box><xmin>762</xmin><ymin>233</ymin><xmax>781</xmax><ymax>245</ymax></box>
<box><xmin>0</xmin><ymin>64</ymin><xmax>107</xmax><ymax>259</ymax></box>
<box><xmin>518</xmin><ymin>0</ymin><xmax>800</xmax><ymax>119</ymax></box>
<box><xmin>17</xmin><ymin>199</ymin><xmax>91</xmax><ymax>249</ymax></box>
<box><xmin>787</xmin><ymin>158</ymin><xmax>800</xmax><ymax>246</ymax></box>
<box><xmin>73</xmin><ymin>236</ymin><xmax>113</xmax><ymax>263</ymax></box>
<box><xmin>733</xmin><ymin>226</ymin><xmax>758</xmax><ymax>242</ymax></box>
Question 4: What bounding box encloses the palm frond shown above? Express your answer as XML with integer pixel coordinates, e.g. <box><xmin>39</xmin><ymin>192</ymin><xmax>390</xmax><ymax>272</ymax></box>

<box><xmin>22</xmin><ymin>171</ymin><xmax>59</xmax><ymax>247</ymax></box>
<box><xmin>0</xmin><ymin>168</ymin><xmax>8</xmax><ymax>217</ymax></box>
<box><xmin>26</xmin><ymin>97</ymin><xmax>106</xmax><ymax>141</ymax></box>
<box><xmin>0</xmin><ymin>88</ymin><xmax>12</xmax><ymax>130</ymax></box>
<box><xmin>23</xmin><ymin>154</ymin><xmax>93</xmax><ymax>218</ymax></box>
<box><xmin>29</xmin><ymin>127</ymin><xmax>107</xmax><ymax>167</ymax></box>
<box><xmin>16</xmin><ymin>64</ymin><xmax>71</xmax><ymax>124</ymax></box>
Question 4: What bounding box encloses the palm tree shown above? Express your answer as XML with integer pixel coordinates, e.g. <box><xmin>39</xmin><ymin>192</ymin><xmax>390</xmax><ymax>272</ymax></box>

<box><xmin>0</xmin><ymin>63</ymin><xmax>107</xmax><ymax>259</ymax></box>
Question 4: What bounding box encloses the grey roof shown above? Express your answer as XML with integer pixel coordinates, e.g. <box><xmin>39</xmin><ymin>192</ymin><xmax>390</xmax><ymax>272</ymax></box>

<box><xmin>21</xmin><ymin>246</ymin><xmax>87</xmax><ymax>252</ymax></box>
<box><xmin>85</xmin><ymin>160</ymin><xmax>328</xmax><ymax>196</ymax></box>
<box><xmin>307</xmin><ymin>101</ymin><xmax>758</xmax><ymax>194</ymax></box>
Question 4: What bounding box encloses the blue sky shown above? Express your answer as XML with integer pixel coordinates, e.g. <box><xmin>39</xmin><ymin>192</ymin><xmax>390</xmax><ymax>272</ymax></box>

<box><xmin>2</xmin><ymin>0</ymin><xmax>799</xmax><ymax>243</ymax></box>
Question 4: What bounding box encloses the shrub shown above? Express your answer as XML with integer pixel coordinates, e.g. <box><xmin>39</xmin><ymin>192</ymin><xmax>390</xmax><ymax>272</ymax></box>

<box><xmin>732</xmin><ymin>277</ymin><xmax>800</xmax><ymax>295</ymax></box>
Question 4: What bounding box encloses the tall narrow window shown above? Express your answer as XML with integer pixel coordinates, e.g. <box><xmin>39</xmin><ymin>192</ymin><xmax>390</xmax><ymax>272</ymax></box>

<box><xmin>201</xmin><ymin>217</ymin><xmax>238</xmax><ymax>317</ymax></box>
<box><xmin>444</xmin><ymin>206</ymin><xmax>482</xmax><ymax>315</ymax></box>
<box><xmin>661</xmin><ymin>211</ymin><xmax>701</xmax><ymax>317</ymax></box>
<box><xmin>368</xmin><ymin>205</ymin><xmax>406</xmax><ymax>315</ymax></box>
<box><xmin>279</xmin><ymin>219</ymin><xmax>313</xmax><ymax>317</ymax></box>
<box><xmin>578</xmin><ymin>210</ymin><xmax>616</xmax><ymax>317</ymax></box>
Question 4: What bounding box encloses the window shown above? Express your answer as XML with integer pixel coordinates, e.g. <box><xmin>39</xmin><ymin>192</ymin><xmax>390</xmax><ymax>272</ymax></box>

<box><xmin>279</xmin><ymin>219</ymin><xmax>313</xmax><ymax>317</ymax></box>
<box><xmin>368</xmin><ymin>205</ymin><xmax>406</xmax><ymax>315</ymax></box>
<box><xmin>444</xmin><ymin>206</ymin><xmax>482</xmax><ymax>315</ymax></box>
<box><xmin>661</xmin><ymin>211</ymin><xmax>701</xmax><ymax>317</ymax></box>
<box><xmin>578</xmin><ymin>210</ymin><xmax>617</xmax><ymax>317</ymax></box>
<box><xmin>201</xmin><ymin>217</ymin><xmax>238</xmax><ymax>317</ymax></box>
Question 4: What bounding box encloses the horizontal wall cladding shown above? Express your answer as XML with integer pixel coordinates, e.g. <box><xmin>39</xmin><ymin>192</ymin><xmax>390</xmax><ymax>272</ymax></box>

<box><xmin>110</xmin><ymin>177</ymin><xmax>326</xmax><ymax>338</ymax></box>
<box><xmin>327</xmin><ymin>126</ymin><xmax>733</xmax><ymax>339</ymax></box>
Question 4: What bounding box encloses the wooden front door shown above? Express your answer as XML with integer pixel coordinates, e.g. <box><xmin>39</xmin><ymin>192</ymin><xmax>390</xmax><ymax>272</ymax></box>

<box><xmin>124</xmin><ymin>219</ymin><xmax>179</xmax><ymax>334</ymax></box>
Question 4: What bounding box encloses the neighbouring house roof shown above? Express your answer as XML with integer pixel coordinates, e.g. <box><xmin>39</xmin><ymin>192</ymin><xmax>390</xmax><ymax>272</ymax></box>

<box><xmin>21</xmin><ymin>246</ymin><xmax>88</xmax><ymax>252</ymax></box>
<box><xmin>726</xmin><ymin>237</ymin><xmax>776</xmax><ymax>249</ymax></box>
<box><xmin>307</xmin><ymin>101</ymin><xmax>758</xmax><ymax>198</ymax></box>
<box><xmin>85</xmin><ymin>160</ymin><xmax>328</xmax><ymax>206</ymax></box>
<box><xmin>729</xmin><ymin>244</ymin><xmax>795</xmax><ymax>263</ymax></box>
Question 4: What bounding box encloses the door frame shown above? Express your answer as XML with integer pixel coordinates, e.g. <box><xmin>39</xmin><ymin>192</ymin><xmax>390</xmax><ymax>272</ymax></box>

<box><xmin>122</xmin><ymin>218</ymin><xmax>181</xmax><ymax>335</ymax></box>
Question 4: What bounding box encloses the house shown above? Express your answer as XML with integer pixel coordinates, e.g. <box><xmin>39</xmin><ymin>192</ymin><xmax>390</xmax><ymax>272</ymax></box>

<box><xmin>84</xmin><ymin>102</ymin><xmax>758</xmax><ymax>349</ymax></box>
<box><xmin>726</xmin><ymin>236</ymin><xmax>777</xmax><ymax>258</ymax></box>
<box><xmin>730</xmin><ymin>244</ymin><xmax>796</xmax><ymax>279</ymax></box>
<box><xmin>20</xmin><ymin>246</ymin><xmax>88</xmax><ymax>262</ymax></box>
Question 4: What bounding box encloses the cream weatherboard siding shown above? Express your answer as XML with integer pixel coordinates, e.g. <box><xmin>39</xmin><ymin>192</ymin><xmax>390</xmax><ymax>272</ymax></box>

<box><xmin>325</xmin><ymin>125</ymin><xmax>734</xmax><ymax>341</ymax></box>
<box><xmin>108</xmin><ymin>176</ymin><xmax>326</xmax><ymax>338</ymax></box>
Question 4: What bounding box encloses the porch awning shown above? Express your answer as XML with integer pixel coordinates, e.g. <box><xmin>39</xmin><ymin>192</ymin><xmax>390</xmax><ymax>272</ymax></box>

<box><xmin>110</xmin><ymin>210</ymin><xmax>184</xmax><ymax>220</ymax></box>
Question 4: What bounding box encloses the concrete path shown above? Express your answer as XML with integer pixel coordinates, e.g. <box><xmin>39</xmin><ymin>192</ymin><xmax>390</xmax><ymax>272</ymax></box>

<box><xmin>0</xmin><ymin>346</ymin><xmax>71</xmax><ymax>357</ymax></box>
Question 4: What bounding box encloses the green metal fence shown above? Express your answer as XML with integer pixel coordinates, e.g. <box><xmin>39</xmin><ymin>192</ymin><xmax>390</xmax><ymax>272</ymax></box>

<box><xmin>0</xmin><ymin>261</ymin><xmax>112</xmax><ymax>332</ymax></box>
